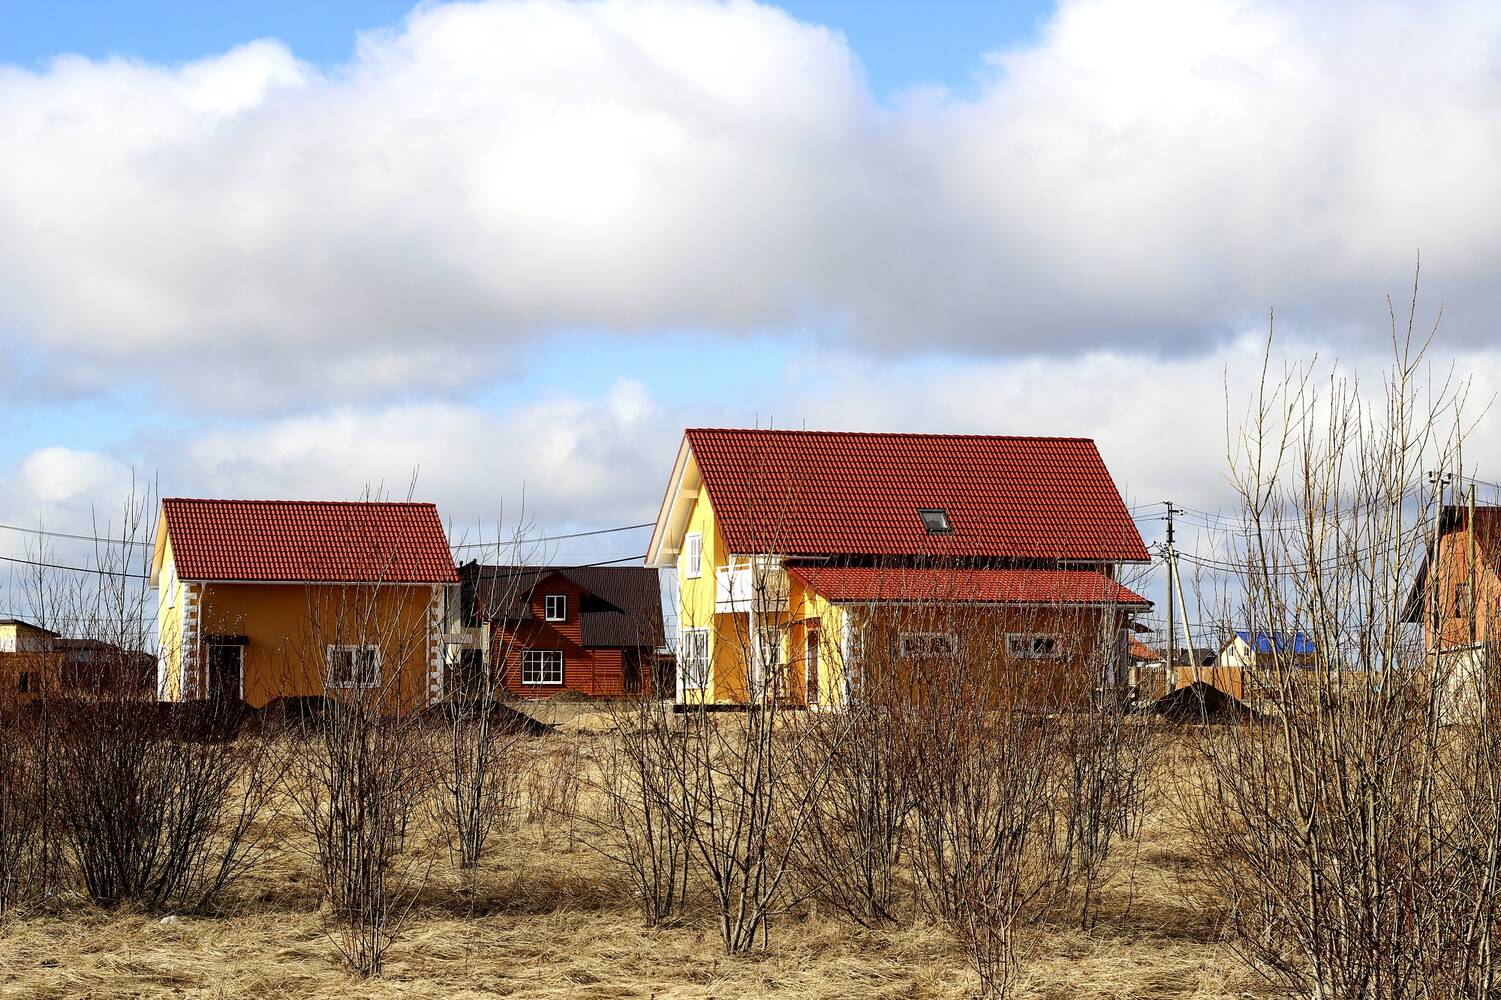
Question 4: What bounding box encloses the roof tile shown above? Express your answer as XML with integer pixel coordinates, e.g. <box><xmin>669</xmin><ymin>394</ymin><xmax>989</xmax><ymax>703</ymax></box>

<box><xmin>686</xmin><ymin>429</ymin><xmax>1149</xmax><ymax>562</ymax></box>
<box><xmin>161</xmin><ymin>498</ymin><xmax>458</xmax><ymax>583</ymax></box>
<box><xmin>788</xmin><ymin>565</ymin><xmax>1150</xmax><ymax>607</ymax></box>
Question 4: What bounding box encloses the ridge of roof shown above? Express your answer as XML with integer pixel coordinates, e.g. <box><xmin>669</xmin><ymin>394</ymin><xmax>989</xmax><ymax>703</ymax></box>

<box><xmin>685</xmin><ymin>427</ymin><xmax>1096</xmax><ymax>442</ymax></box>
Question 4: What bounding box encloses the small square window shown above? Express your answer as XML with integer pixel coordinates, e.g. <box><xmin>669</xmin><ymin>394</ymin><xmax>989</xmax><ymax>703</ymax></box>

<box><xmin>918</xmin><ymin>508</ymin><xmax>952</xmax><ymax>534</ymax></box>
<box><xmin>544</xmin><ymin>594</ymin><xmax>567</xmax><ymax>621</ymax></box>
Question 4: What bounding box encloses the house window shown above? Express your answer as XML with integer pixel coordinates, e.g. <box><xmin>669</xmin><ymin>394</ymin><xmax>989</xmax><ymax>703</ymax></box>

<box><xmin>899</xmin><ymin>632</ymin><xmax>958</xmax><ymax>658</ymax></box>
<box><xmin>758</xmin><ymin>627</ymin><xmax>783</xmax><ymax>669</ymax></box>
<box><xmin>18</xmin><ymin>671</ymin><xmax>34</xmax><ymax>693</ymax></box>
<box><xmin>326</xmin><ymin>645</ymin><xmax>381</xmax><ymax>688</ymax></box>
<box><xmin>685</xmin><ymin>533</ymin><xmax>703</xmax><ymax>578</ymax></box>
<box><xmin>1006</xmin><ymin>633</ymin><xmax>1064</xmax><ymax>660</ymax></box>
<box><xmin>680</xmin><ymin>627</ymin><xmax>709</xmax><ymax>689</ymax></box>
<box><xmin>521</xmin><ymin>649</ymin><xmax>564</xmax><ymax>685</ymax></box>
<box><xmin>544</xmin><ymin>594</ymin><xmax>567</xmax><ymax>622</ymax></box>
<box><xmin>806</xmin><ymin>631</ymin><xmax>821</xmax><ymax>704</ymax></box>
<box><xmin>917</xmin><ymin>508</ymin><xmax>952</xmax><ymax>534</ymax></box>
<box><xmin>1455</xmin><ymin>582</ymin><xmax>1475</xmax><ymax>619</ymax></box>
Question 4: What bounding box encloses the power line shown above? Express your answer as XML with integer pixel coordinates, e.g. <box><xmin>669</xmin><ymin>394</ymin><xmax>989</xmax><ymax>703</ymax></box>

<box><xmin>451</xmin><ymin>522</ymin><xmax>653</xmax><ymax>552</ymax></box>
<box><xmin>0</xmin><ymin>552</ymin><xmax>149</xmax><ymax>580</ymax></box>
<box><xmin>0</xmin><ymin>522</ymin><xmax>152</xmax><ymax>549</ymax></box>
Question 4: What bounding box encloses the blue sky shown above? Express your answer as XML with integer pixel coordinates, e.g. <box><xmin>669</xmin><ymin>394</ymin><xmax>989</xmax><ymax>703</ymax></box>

<box><xmin>3</xmin><ymin>0</ymin><xmax>1500</xmax><ymax>613</ymax></box>
<box><xmin>0</xmin><ymin>0</ymin><xmax>1051</xmax><ymax>98</ymax></box>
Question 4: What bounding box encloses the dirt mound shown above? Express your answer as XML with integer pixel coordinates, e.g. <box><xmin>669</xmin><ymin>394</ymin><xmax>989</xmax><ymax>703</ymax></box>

<box><xmin>1143</xmin><ymin>681</ymin><xmax>1259</xmax><ymax>723</ymax></box>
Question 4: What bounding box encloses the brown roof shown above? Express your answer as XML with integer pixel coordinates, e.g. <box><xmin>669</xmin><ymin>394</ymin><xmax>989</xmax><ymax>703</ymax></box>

<box><xmin>683</xmin><ymin>428</ymin><xmax>1148</xmax><ymax>562</ymax></box>
<box><xmin>469</xmin><ymin>564</ymin><xmax>663</xmax><ymax>648</ymax></box>
<box><xmin>161</xmin><ymin>498</ymin><xmax>458</xmax><ymax>583</ymax></box>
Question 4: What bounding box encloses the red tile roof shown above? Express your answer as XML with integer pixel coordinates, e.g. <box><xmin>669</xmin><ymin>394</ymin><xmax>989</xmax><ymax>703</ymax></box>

<box><xmin>161</xmin><ymin>499</ymin><xmax>458</xmax><ymax>583</ymax></box>
<box><xmin>788</xmin><ymin>566</ymin><xmax>1150</xmax><ymax>607</ymax></box>
<box><xmin>685</xmin><ymin>429</ymin><xmax>1148</xmax><ymax>562</ymax></box>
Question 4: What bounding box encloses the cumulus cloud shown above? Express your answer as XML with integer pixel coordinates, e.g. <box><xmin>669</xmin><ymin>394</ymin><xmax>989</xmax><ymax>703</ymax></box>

<box><xmin>4</xmin><ymin>0</ymin><xmax>1501</xmax><ymax>411</ymax></box>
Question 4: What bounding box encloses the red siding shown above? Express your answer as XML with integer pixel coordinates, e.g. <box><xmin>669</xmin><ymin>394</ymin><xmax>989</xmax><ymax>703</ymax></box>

<box><xmin>489</xmin><ymin>576</ymin><xmax>657</xmax><ymax>698</ymax></box>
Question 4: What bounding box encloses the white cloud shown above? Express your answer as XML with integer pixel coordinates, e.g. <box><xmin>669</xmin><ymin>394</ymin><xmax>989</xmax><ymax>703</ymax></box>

<box><xmin>5</xmin><ymin>0</ymin><xmax>1501</xmax><ymax>411</ymax></box>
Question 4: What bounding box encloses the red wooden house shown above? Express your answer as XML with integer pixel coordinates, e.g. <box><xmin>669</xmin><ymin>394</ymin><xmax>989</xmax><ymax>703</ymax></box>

<box><xmin>458</xmin><ymin>563</ymin><xmax>667</xmax><ymax>699</ymax></box>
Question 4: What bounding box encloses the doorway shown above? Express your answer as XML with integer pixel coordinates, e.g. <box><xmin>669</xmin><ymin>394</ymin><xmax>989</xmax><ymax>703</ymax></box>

<box><xmin>206</xmin><ymin>643</ymin><xmax>243</xmax><ymax>702</ymax></box>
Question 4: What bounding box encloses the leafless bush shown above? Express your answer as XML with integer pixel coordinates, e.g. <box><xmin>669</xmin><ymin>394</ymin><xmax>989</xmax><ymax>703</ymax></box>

<box><xmin>595</xmin><ymin>698</ymin><xmax>695</xmax><ymax>926</ymax></box>
<box><xmin>1188</xmin><ymin>289</ymin><xmax>1501</xmax><ymax>1000</ymax></box>
<box><xmin>15</xmin><ymin>484</ymin><xmax>281</xmax><ymax>913</ymax></box>
<box><xmin>282</xmin><ymin>580</ymin><xmax>438</xmax><ymax>977</ymax></box>
<box><xmin>1052</xmin><ymin>665</ymin><xmax>1158</xmax><ymax>929</ymax></box>
<box><xmin>0</xmin><ymin>709</ymin><xmax>45</xmax><ymax>916</ymax></box>
<box><xmin>788</xmin><ymin>676</ymin><xmax>912</xmax><ymax>926</ymax></box>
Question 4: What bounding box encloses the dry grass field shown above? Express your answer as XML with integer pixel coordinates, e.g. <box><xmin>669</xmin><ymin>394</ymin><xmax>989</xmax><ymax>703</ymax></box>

<box><xmin>0</xmin><ymin>723</ymin><xmax>1267</xmax><ymax>1000</ymax></box>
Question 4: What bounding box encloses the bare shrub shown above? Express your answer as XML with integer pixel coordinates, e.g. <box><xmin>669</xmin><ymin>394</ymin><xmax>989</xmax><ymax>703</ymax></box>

<box><xmin>15</xmin><ymin>484</ymin><xmax>282</xmax><ymax>913</ymax></box>
<box><xmin>788</xmin><ymin>682</ymin><xmax>911</xmax><ymax>926</ymax></box>
<box><xmin>0</xmin><ymin>709</ymin><xmax>44</xmax><ymax>916</ymax></box>
<box><xmin>282</xmin><ymin>580</ymin><xmax>438</xmax><ymax>977</ymax></box>
<box><xmin>596</xmin><ymin>698</ymin><xmax>694</xmax><ymax>926</ymax></box>
<box><xmin>1052</xmin><ymin>667</ymin><xmax>1157</xmax><ymax>929</ymax></box>
<box><xmin>900</xmin><ymin>613</ymin><xmax>1078</xmax><ymax>999</ymax></box>
<box><xmin>50</xmin><ymin>692</ymin><xmax>281</xmax><ymax>910</ymax></box>
<box><xmin>1188</xmin><ymin>291</ymin><xmax>1501</xmax><ymax>1000</ymax></box>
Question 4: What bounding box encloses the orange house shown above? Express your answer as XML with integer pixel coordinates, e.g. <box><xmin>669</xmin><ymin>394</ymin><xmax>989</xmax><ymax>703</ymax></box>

<box><xmin>1403</xmin><ymin>504</ymin><xmax>1501</xmax><ymax>710</ymax></box>
<box><xmin>150</xmin><ymin>499</ymin><xmax>459</xmax><ymax>710</ymax></box>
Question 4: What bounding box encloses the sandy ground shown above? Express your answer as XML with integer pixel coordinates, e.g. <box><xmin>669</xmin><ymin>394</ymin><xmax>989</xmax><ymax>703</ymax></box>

<box><xmin>0</xmin><ymin>731</ymin><xmax>1270</xmax><ymax>1000</ymax></box>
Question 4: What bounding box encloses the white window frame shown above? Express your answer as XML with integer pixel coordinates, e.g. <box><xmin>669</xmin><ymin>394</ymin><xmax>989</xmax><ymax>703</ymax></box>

<box><xmin>684</xmin><ymin>533</ymin><xmax>703</xmax><ymax>579</ymax></box>
<box><xmin>1006</xmin><ymin>633</ymin><xmax>1064</xmax><ymax>660</ymax></box>
<box><xmin>898</xmin><ymin>632</ymin><xmax>959</xmax><ymax>658</ymax></box>
<box><xmin>680</xmin><ymin>627</ymin><xmax>710</xmax><ymax>690</ymax></box>
<box><xmin>544</xmin><ymin>594</ymin><xmax>567</xmax><ymax>622</ymax></box>
<box><xmin>521</xmin><ymin>649</ymin><xmax>564</xmax><ymax>686</ymax></box>
<box><xmin>326</xmin><ymin>644</ymin><xmax>382</xmax><ymax>689</ymax></box>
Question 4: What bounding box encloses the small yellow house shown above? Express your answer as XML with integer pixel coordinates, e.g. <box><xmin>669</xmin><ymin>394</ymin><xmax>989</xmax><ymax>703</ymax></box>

<box><xmin>645</xmin><ymin>429</ymin><xmax>1152</xmax><ymax>707</ymax></box>
<box><xmin>150</xmin><ymin>498</ymin><xmax>459</xmax><ymax>710</ymax></box>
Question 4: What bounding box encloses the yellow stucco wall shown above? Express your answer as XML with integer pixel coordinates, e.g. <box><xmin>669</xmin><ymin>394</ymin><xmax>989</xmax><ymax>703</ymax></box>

<box><xmin>673</xmin><ymin>481</ymin><xmax>849</xmax><ymax>706</ymax></box>
<box><xmin>154</xmin><ymin>523</ymin><xmax>440</xmax><ymax>711</ymax></box>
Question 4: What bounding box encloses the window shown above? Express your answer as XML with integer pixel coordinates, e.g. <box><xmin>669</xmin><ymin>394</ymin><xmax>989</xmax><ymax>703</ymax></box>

<box><xmin>685</xmin><ymin>533</ymin><xmax>703</xmax><ymax>578</ymax></box>
<box><xmin>1006</xmin><ymin>633</ymin><xmax>1064</xmax><ymax>660</ymax></box>
<box><xmin>326</xmin><ymin>645</ymin><xmax>381</xmax><ymax>688</ymax></box>
<box><xmin>758</xmin><ymin>627</ymin><xmax>782</xmax><ymax>670</ymax></box>
<box><xmin>521</xmin><ymin>649</ymin><xmax>564</xmax><ymax>685</ymax></box>
<box><xmin>917</xmin><ymin>508</ymin><xmax>952</xmax><ymax>534</ymax></box>
<box><xmin>899</xmin><ymin>632</ymin><xmax>958</xmax><ymax>658</ymax></box>
<box><xmin>544</xmin><ymin>594</ymin><xmax>567</xmax><ymax>622</ymax></box>
<box><xmin>806</xmin><ymin>631</ymin><xmax>821</xmax><ymax>704</ymax></box>
<box><xmin>1455</xmin><ymin>582</ymin><xmax>1475</xmax><ymax>619</ymax></box>
<box><xmin>680</xmin><ymin>627</ymin><xmax>709</xmax><ymax>689</ymax></box>
<box><xmin>17</xmin><ymin>671</ymin><xmax>34</xmax><ymax>693</ymax></box>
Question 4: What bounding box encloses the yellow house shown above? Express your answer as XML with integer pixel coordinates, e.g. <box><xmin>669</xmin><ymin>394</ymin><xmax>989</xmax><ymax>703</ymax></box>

<box><xmin>645</xmin><ymin>429</ymin><xmax>1152</xmax><ymax>707</ymax></box>
<box><xmin>150</xmin><ymin>498</ymin><xmax>459</xmax><ymax>710</ymax></box>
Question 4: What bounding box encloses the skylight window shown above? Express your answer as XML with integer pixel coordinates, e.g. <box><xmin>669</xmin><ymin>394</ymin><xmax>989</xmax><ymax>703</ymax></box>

<box><xmin>918</xmin><ymin>508</ymin><xmax>952</xmax><ymax>534</ymax></box>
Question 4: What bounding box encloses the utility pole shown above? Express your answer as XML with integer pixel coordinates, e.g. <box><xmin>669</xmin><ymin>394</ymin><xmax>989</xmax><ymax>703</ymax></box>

<box><xmin>1162</xmin><ymin>501</ymin><xmax>1185</xmax><ymax>693</ymax></box>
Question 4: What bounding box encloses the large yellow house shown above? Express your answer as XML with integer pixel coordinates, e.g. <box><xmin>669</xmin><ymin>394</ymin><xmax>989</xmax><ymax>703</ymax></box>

<box><xmin>645</xmin><ymin>429</ymin><xmax>1152</xmax><ymax>707</ymax></box>
<box><xmin>150</xmin><ymin>498</ymin><xmax>459</xmax><ymax>710</ymax></box>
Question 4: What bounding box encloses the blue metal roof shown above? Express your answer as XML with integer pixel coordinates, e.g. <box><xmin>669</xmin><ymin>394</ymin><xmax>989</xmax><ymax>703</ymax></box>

<box><xmin>1234</xmin><ymin>629</ymin><xmax>1316</xmax><ymax>655</ymax></box>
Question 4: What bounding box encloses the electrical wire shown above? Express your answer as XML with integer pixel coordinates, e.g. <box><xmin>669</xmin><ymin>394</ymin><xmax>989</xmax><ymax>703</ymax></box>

<box><xmin>0</xmin><ymin>522</ymin><xmax>152</xmax><ymax>548</ymax></box>
<box><xmin>0</xmin><ymin>552</ymin><xmax>149</xmax><ymax>580</ymax></box>
<box><xmin>450</xmin><ymin>522</ymin><xmax>654</xmax><ymax>551</ymax></box>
